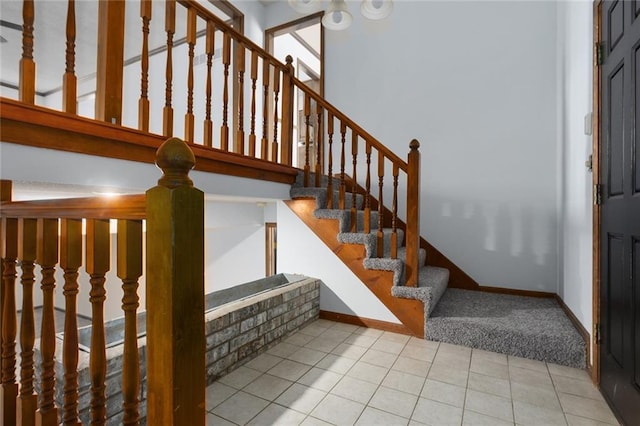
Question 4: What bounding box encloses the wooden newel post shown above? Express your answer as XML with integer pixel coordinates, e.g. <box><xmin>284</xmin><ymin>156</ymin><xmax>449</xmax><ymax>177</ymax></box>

<box><xmin>405</xmin><ymin>139</ymin><xmax>421</xmax><ymax>287</ymax></box>
<box><xmin>280</xmin><ymin>55</ymin><xmax>295</xmax><ymax>166</ymax></box>
<box><xmin>146</xmin><ymin>138</ymin><xmax>205</xmax><ymax>425</ymax></box>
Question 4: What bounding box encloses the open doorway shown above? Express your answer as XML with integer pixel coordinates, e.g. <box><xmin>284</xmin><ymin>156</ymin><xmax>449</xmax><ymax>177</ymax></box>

<box><xmin>266</xmin><ymin>13</ymin><xmax>324</xmax><ymax>170</ymax></box>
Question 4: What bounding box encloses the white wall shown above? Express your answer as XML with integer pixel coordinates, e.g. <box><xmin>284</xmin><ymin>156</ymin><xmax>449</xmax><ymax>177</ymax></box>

<box><xmin>268</xmin><ymin>1</ymin><xmax>560</xmax><ymax>292</ymax></box>
<box><xmin>557</xmin><ymin>1</ymin><xmax>593</xmax><ymax>336</ymax></box>
<box><xmin>277</xmin><ymin>200</ymin><xmax>401</xmax><ymax>323</ymax></box>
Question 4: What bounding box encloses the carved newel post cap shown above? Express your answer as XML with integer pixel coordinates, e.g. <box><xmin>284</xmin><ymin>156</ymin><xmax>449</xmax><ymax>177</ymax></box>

<box><xmin>156</xmin><ymin>137</ymin><xmax>196</xmax><ymax>188</ymax></box>
<box><xmin>285</xmin><ymin>55</ymin><xmax>294</xmax><ymax>66</ymax></box>
<box><xmin>410</xmin><ymin>139</ymin><xmax>420</xmax><ymax>150</ymax></box>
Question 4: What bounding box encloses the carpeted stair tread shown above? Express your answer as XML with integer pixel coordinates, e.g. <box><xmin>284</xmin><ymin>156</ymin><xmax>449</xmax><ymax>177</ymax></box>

<box><xmin>338</xmin><ymin>228</ymin><xmax>404</xmax><ymax>259</ymax></box>
<box><xmin>391</xmin><ymin>266</ymin><xmax>449</xmax><ymax>317</ymax></box>
<box><xmin>425</xmin><ymin>289</ymin><xmax>586</xmax><ymax>368</ymax></box>
<box><xmin>315</xmin><ymin>209</ymin><xmax>379</xmax><ymax>233</ymax></box>
<box><xmin>291</xmin><ymin>187</ymin><xmax>364</xmax><ymax>210</ymax></box>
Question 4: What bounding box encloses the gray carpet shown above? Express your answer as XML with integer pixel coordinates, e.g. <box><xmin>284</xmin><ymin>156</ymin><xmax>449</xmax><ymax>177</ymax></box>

<box><xmin>426</xmin><ymin>289</ymin><xmax>586</xmax><ymax>368</ymax></box>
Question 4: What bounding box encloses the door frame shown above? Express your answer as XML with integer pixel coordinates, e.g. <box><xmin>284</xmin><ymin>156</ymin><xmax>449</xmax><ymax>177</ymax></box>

<box><xmin>592</xmin><ymin>0</ymin><xmax>602</xmax><ymax>386</ymax></box>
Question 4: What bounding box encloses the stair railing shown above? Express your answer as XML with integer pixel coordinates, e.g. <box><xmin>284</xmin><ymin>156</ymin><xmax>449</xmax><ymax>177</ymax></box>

<box><xmin>0</xmin><ymin>138</ymin><xmax>206</xmax><ymax>425</ymax></box>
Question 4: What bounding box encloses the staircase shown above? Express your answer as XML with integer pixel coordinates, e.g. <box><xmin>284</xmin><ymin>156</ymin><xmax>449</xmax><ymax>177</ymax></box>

<box><xmin>288</xmin><ymin>172</ymin><xmax>450</xmax><ymax>338</ymax></box>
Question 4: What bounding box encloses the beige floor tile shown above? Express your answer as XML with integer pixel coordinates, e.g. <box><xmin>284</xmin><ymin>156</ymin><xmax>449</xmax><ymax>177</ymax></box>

<box><xmin>355</xmin><ymin>406</ymin><xmax>410</xmax><ymax>426</ymax></box>
<box><xmin>305</xmin><ymin>336</ymin><xmax>341</xmax><ymax>353</ymax></box>
<box><xmin>465</xmin><ymin>389</ymin><xmax>514</xmax><ymax>423</ymax></box>
<box><xmin>421</xmin><ymin>379</ymin><xmax>466</xmax><ymax>408</ymax></box>
<box><xmin>206</xmin><ymin>381</ymin><xmax>237</xmax><ymax>410</ymax></box>
<box><xmin>558</xmin><ymin>393</ymin><xmax>619</xmax><ymax>425</ymax></box>
<box><xmin>243</xmin><ymin>373</ymin><xmax>294</xmax><ymax>401</ymax></box>
<box><xmin>288</xmin><ymin>347</ymin><xmax>328</xmax><ymax>365</ymax></box>
<box><xmin>382</xmin><ymin>369</ymin><xmax>427</xmax><ymax>396</ymax></box>
<box><xmin>379</xmin><ymin>331</ymin><xmax>412</xmax><ymax>344</ymax></box>
<box><xmin>310</xmin><ymin>394</ymin><xmax>366</xmax><ymax>425</ymax></box>
<box><xmin>409</xmin><ymin>421</ymin><xmax>428</xmax><ymax>426</ymax></box>
<box><xmin>427</xmin><ymin>364</ymin><xmax>468</xmax><ymax>387</ymax></box>
<box><xmin>552</xmin><ymin>374</ymin><xmax>604</xmax><ymax>401</ymax></box>
<box><xmin>509</xmin><ymin>365</ymin><xmax>554</xmax><ymax>390</ymax></box>
<box><xmin>401</xmin><ymin>344</ymin><xmax>437</xmax><ymax>362</ymax></box>
<box><xmin>268</xmin><ymin>359</ymin><xmax>312</xmax><ymax>381</ymax></box>
<box><xmin>467</xmin><ymin>371</ymin><xmax>510</xmax><ymax>399</ymax></box>
<box><xmin>268</xmin><ymin>342</ymin><xmax>303</xmax><ymax>358</ymax></box>
<box><xmin>393</xmin><ymin>356</ymin><xmax>431</xmax><ymax>377</ymax></box>
<box><xmin>300</xmin><ymin>324</ymin><xmax>330</xmax><ymax>337</ymax></box>
<box><xmin>548</xmin><ymin>363</ymin><xmax>591</xmax><ymax>381</ymax></box>
<box><xmin>471</xmin><ymin>349</ymin><xmax>508</xmax><ymax>366</ymax></box>
<box><xmin>320</xmin><ymin>328</ymin><xmax>353</xmax><ymax>342</ymax></box>
<box><xmin>433</xmin><ymin>353</ymin><xmax>471</xmax><ymax>370</ymax></box>
<box><xmin>217</xmin><ymin>365</ymin><xmax>263</xmax><ymax>389</ymax></box>
<box><xmin>244</xmin><ymin>353</ymin><xmax>284</xmax><ymax>372</ymax></box>
<box><xmin>331</xmin><ymin>375</ymin><xmax>379</xmax><ymax>404</ymax></box>
<box><xmin>508</xmin><ymin>355</ymin><xmax>548</xmax><ymax>372</ymax></box>
<box><xmin>330</xmin><ymin>322</ymin><xmax>360</xmax><ymax>333</ymax></box>
<box><xmin>462</xmin><ymin>410</ymin><xmax>514</xmax><ymax>425</ymax></box>
<box><xmin>206</xmin><ymin>413</ymin><xmax>235</xmax><ymax>426</ymax></box>
<box><xmin>470</xmin><ymin>357</ymin><xmax>510</xmax><ymax>380</ymax></box>
<box><xmin>352</xmin><ymin>327</ymin><xmax>384</xmax><ymax>338</ymax></box>
<box><xmin>361</xmin><ymin>348</ymin><xmax>399</xmax><ymax>368</ymax></box>
<box><xmin>565</xmin><ymin>413</ymin><xmax>620</xmax><ymax>426</ymax></box>
<box><xmin>301</xmin><ymin>416</ymin><xmax>334</xmax><ymax>426</ymax></box>
<box><xmin>511</xmin><ymin>380</ymin><xmax>561</xmax><ymax>411</ymax></box>
<box><xmin>370</xmin><ymin>339</ymin><xmax>406</xmax><ymax>355</ymax></box>
<box><xmin>316</xmin><ymin>353</ymin><xmax>356</xmax><ymax>374</ymax></box>
<box><xmin>247</xmin><ymin>403</ymin><xmax>307</xmax><ymax>425</ymax></box>
<box><xmin>344</xmin><ymin>333</ymin><xmax>377</xmax><ymax>348</ymax></box>
<box><xmin>412</xmin><ymin>397</ymin><xmax>464</xmax><ymax>426</ymax></box>
<box><xmin>286</xmin><ymin>332</ymin><xmax>316</xmax><ymax>347</ymax></box>
<box><xmin>298</xmin><ymin>367</ymin><xmax>343</xmax><ymax>391</ymax></box>
<box><xmin>369</xmin><ymin>386</ymin><xmax>419</xmax><ymax>418</ymax></box>
<box><xmin>409</xmin><ymin>337</ymin><xmax>440</xmax><ymax>350</ymax></box>
<box><xmin>347</xmin><ymin>361</ymin><xmax>390</xmax><ymax>384</ymax></box>
<box><xmin>513</xmin><ymin>400</ymin><xmax>567</xmax><ymax>426</ymax></box>
<box><xmin>212</xmin><ymin>390</ymin><xmax>270</xmax><ymax>425</ymax></box>
<box><xmin>438</xmin><ymin>342</ymin><xmax>472</xmax><ymax>356</ymax></box>
<box><xmin>331</xmin><ymin>342</ymin><xmax>368</xmax><ymax>360</ymax></box>
<box><xmin>275</xmin><ymin>383</ymin><xmax>327</xmax><ymax>414</ymax></box>
<box><xmin>314</xmin><ymin>319</ymin><xmax>336</xmax><ymax>329</ymax></box>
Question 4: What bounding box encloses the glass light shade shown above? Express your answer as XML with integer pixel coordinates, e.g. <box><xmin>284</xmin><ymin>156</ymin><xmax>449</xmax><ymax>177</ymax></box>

<box><xmin>322</xmin><ymin>0</ymin><xmax>353</xmax><ymax>31</ymax></box>
<box><xmin>288</xmin><ymin>0</ymin><xmax>318</xmax><ymax>14</ymax></box>
<box><xmin>361</xmin><ymin>0</ymin><xmax>393</xmax><ymax>20</ymax></box>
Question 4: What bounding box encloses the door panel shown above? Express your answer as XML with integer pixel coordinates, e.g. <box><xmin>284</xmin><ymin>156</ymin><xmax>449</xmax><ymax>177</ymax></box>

<box><xmin>600</xmin><ymin>1</ymin><xmax>640</xmax><ymax>424</ymax></box>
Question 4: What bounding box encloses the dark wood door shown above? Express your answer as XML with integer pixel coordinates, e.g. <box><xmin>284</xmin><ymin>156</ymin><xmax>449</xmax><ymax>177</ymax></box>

<box><xmin>600</xmin><ymin>1</ymin><xmax>640</xmax><ymax>424</ymax></box>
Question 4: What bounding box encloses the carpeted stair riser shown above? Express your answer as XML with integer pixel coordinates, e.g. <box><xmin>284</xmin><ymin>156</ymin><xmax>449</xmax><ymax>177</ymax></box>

<box><xmin>290</xmin><ymin>172</ymin><xmax>451</xmax><ymax>334</ymax></box>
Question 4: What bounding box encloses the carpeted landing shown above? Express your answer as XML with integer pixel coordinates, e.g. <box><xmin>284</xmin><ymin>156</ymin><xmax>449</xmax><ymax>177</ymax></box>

<box><xmin>426</xmin><ymin>288</ymin><xmax>586</xmax><ymax>369</ymax></box>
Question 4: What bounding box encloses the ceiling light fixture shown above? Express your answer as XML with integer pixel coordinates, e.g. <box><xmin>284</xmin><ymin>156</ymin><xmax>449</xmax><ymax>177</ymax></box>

<box><xmin>289</xmin><ymin>0</ymin><xmax>393</xmax><ymax>31</ymax></box>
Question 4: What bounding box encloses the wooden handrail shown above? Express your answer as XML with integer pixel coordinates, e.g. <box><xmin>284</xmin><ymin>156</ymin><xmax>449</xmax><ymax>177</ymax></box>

<box><xmin>0</xmin><ymin>194</ymin><xmax>146</xmax><ymax>220</ymax></box>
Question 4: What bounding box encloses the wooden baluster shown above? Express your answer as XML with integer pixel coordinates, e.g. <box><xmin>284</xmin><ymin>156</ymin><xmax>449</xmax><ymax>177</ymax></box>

<box><xmin>147</xmin><ymin>138</ymin><xmax>205</xmax><ymax>425</ymax></box>
<box><xmin>203</xmin><ymin>21</ymin><xmax>215</xmax><ymax>148</ymax></box>
<box><xmin>118</xmin><ymin>220</ymin><xmax>143</xmax><ymax>426</ymax></box>
<box><xmin>236</xmin><ymin>43</ymin><xmax>246</xmax><ymax>154</ymax></box>
<box><xmin>249</xmin><ymin>51</ymin><xmax>258</xmax><ymax>157</ymax></box>
<box><xmin>261</xmin><ymin>60</ymin><xmax>270</xmax><ymax>161</ymax></box>
<box><xmin>1</xmin><ymin>217</ymin><xmax>18</xmax><ymax>426</ymax></box>
<box><xmin>35</xmin><ymin>218</ymin><xmax>59</xmax><ymax>426</ymax></box>
<box><xmin>280</xmin><ymin>56</ymin><xmax>295</xmax><ymax>166</ymax></box>
<box><xmin>221</xmin><ymin>32</ymin><xmax>231</xmax><ymax>151</ymax></box>
<box><xmin>19</xmin><ymin>0</ymin><xmax>35</xmax><ymax>104</ymax></box>
<box><xmin>364</xmin><ymin>143</ymin><xmax>372</xmax><ymax>234</ymax></box>
<box><xmin>17</xmin><ymin>218</ymin><xmax>37</xmax><ymax>426</ymax></box>
<box><xmin>184</xmin><ymin>7</ymin><xmax>197</xmax><ymax>143</ymax></box>
<box><xmin>95</xmin><ymin>0</ymin><xmax>125</xmax><ymax>124</ymax></box>
<box><xmin>303</xmin><ymin>93</ymin><xmax>311</xmax><ymax>187</ymax></box>
<box><xmin>60</xmin><ymin>219</ymin><xmax>82</xmax><ymax>425</ymax></box>
<box><xmin>315</xmin><ymin>105</ymin><xmax>323</xmax><ymax>188</ymax></box>
<box><xmin>326</xmin><ymin>113</ymin><xmax>334</xmax><ymax>209</ymax></box>
<box><xmin>86</xmin><ymin>218</ymin><xmax>110</xmax><ymax>425</ymax></box>
<box><xmin>139</xmin><ymin>0</ymin><xmax>152</xmax><ymax>132</ymax></box>
<box><xmin>377</xmin><ymin>151</ymin><xmax>385</xmax><ymax>258</ymax></box>
<box><xmin>405</xmin><ymin>140</ymin><xmax>421</xmax><ymax>287</ymax></box>
<box><xmin>271</xmin><ymin>67</ymin><xmax>280</xmax><ymax>163</ymax></box>
<box><xmin>163</xmin><ymin>0</ymin><xmax>176</xmax><ymax>137</ymax></box>
<box><xmin>391</xmin><ymin>164</ymin><xmax>399</xmax><ymax>259</ymax></box>
<box><xmin>350</xmin><ymin>131</ymin><xmax>358</xmax><ymax>233</ymax></box>
<box><xmin>63</xmin><ymin>0</ymin><xmax>77</xmax><ymax>113</ymax></box>
<box><xmin>339</xmin><ymin>121</ymin><xmax>347</xmax><ymax>210</ymax></box>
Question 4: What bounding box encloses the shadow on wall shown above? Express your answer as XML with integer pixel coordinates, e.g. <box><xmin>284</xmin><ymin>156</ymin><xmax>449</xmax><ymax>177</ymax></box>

<box><xmin>422</xmin><ymin>193</ymin><xmax>557</xmax><ymax>292</ymax></box>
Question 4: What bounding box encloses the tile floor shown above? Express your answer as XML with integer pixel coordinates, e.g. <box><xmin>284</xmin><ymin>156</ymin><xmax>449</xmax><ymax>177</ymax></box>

<box><xmin>206</xmin><ymin>319</ymin><xmax>620</xmax><ymax>426</ymax></box>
